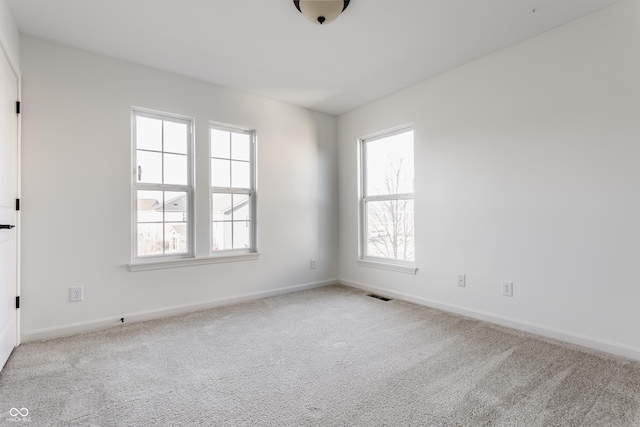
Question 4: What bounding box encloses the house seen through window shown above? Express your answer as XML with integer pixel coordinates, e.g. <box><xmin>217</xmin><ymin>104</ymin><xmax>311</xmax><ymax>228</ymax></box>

<box><xmin>132</xmin><ymin>111</ymin><xmax>257</xmax><ymax>263</ymax></box>
<box><xmin>133</xmin><ymin>110</ymin><xmax>193</xmax><ymax>259</ymax></box>
<box><xmin>210</xmin><ymin>124</ymin><xmax>256</xmax><ymax>252</ymax></box>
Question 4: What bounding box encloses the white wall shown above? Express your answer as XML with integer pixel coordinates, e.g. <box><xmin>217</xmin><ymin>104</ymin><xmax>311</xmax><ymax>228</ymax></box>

<box><xmin>19</xmin><ymin>36</ymin><xmax>338</xmax><ymax>339</ymax></box>
<box><xmin>338</xmin><ymin>0</ymin><xmax>640</xmax><ymax>359</ymax></box>
<box><xmin>0</xmin><ymin>0</ymin><xmax>19</xmax><ymax>69</ymax></box>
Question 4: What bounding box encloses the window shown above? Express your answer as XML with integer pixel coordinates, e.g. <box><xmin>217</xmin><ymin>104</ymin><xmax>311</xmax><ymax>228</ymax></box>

<box><xmin>132</xmin><ymin>110</ymin><xmax>193</xmax><ymax>259</ymax></box>
<box><xmin>210</xmin><ymin>124</ymin><xmax>256</xmax><ymax>253</ymax></box>
<box><xmin>360</xmin><ymin>127</ymin><xmax>415</xmax><ymax>266</ymax></box>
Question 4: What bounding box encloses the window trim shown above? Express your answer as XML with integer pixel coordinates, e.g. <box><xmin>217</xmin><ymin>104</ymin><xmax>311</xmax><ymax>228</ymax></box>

<box><xmin>129</xmin><ymin>252</ymin><xmax>260</xmax><ymax>272</ymax></box>
<box><xmin>358</xmin><ymin>124</ymin><xmax>416</xmax><ymax>274</ymax></box>
<box><xmin>131</xmin><ymin>108</ymin><xmax>195</xmax><ymax>262</ymax></box>
<box><xmin>357</xmin><ymin>259</ymin><xmax>417</xmax><ymax>275</ymax></box>
<box><xmin>209</xmin><ymin>122</ymin><xmax>258</xmax><ymax>255</ymax></box>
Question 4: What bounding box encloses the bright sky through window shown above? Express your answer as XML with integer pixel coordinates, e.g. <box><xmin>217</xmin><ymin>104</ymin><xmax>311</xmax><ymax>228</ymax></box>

<box><xmin>133</xmin><ymin>111</ymin><xmax>193</xmax><ymax>258</ymax></box>
<box><xmin>361</xmin><ymin>128</ymin><xmax>415</xmax><ymax>263</ymax></box>
<box><xmin>365</xmin><ymin>131</ymin><xmax>414</xmax><ymax>197</ymax></box>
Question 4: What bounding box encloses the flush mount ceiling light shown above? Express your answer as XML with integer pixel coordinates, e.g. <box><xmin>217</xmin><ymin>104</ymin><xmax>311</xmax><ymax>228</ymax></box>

<box><xmin>293</xmin><ymin>0</ymin><xmax>350</xmax><ymax>25</ymax></box>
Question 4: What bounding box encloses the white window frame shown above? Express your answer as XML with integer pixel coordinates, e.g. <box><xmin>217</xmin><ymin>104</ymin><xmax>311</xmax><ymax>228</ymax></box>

<box><xmin>209</xmin><ymin>122</ymin><xmax>258</xmax><ymax>255</ymax></box>
<box><xmin>131</xmin><ymin>108</ymin><xmax>195</xmax><ymax>262</ymax></box>
<box><xmin>358</xmin><ymin>125</ymin><xmax>417</xmax><ymax>274</ymax></box>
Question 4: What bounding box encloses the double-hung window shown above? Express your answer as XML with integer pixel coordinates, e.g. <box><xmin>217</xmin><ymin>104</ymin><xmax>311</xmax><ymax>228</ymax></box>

<box><xmin>210</xmin><ymin>124</ymin><xmax>256</xmax><ymax>253</ymax></box>
<box><xmin>360</xmin><ymin>126</ymin><xmax>415</xmax><ymax>269</ymax></box>
<box><xmin>132</xmin><ymin>110</ymin><xmax>193</xmax><ymax>259</ymax></box>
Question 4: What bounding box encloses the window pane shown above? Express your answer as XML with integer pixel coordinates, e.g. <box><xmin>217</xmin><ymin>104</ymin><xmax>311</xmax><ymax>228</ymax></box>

<box><xmin>233</xmin><ymin>221</ymin><xmax>250</xmax><ymax>249</ymax></box>
<box><xmin>212</xmin><ymin>194</ymin><xmax>251</xmax><ymax>251</ymax></box>
<box><xmin>210</xmin><ymin>125</ymin><xmax>255</xmax><ymax>254</ymax></box>
<box><xmin>137</xmin><ymin>223</ymin><xmax>164</xmax><ymax>256</ymax></box>
<box><xmin>164</xmin><ymin>191</ymin><xmax>188</xmax><ymax>222</ymax></box>
<box><xmin>212</xmin><ymin>193</ymin><xmax>232</xmax><ymax>221</ymax></box>
<box><xmin>136</xmin><ymin>116</ymin><xmax>162</xmax><ymax>152</ymax></box>
<box><xmin>164</xmin><ymin>121</ymin><xmax>188</xmax><ymax>154</ymax></box>
<box><xmin>365</xmin><ymin>130</ymin><xmax>414</xmax><ymax>197</ymax></box>
<box><xmin>133</xmin><ymin>110</ymin><xmax>194</xmax><ymax>259</ymax></box>
<box><xmin>366</xmin><ymin>199</ymin><xmax>414</xmax><ymax>261</ymax></box>
<box><xmin>164</xmin><ymin>153</ymin><xmax>188</xmax><ymax>185</ymax></box>
<box><xmin>165</xmin><ymin>223</ymin><xmax>188</xmax><ymax>254</ymax></box>
<box><xmin>211</xmin><ymin>158</ymin><xmax>231</xmax><ymax>187</ymax></box>
<box><xmin>231</xmin><ymin>132</ymin><xmax>250</xmax><ymax>161</ymax></box>
<box><xmin>231</xmin><ymin>160</ymin><xmax>250</xmax><ymax>189</ymax></box>
<box><xmin>212</xmin><ymin>221</ymin><xmax>232</xmax><ymax>251</ymax></box>
<box><xmin>137</xmin><ymin>190</ymin><xmax>163</xmax><ymax>223</ymax></box>
<box><xmin>137</xmin><ymin>150</ymin><xmax>163</xmax><ymax>184</ymax></box>
<box><xmin>211</xmin><ymin>129</ymin><xmax>231</xmax><ymax>158</ymax></box>
<box><xmin>233</xmin><ymin>194</ymin><xmax>250</xmax><ymax>220</ymax></box>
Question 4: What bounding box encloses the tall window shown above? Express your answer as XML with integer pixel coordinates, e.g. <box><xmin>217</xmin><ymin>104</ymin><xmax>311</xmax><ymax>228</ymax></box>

<box><xmin>133</xmin><ymin>110</ymin><xmax>193</xmax><ymax>259</ymax></box>
<box><xmin>210</xmin><ymin>124</ymin><xmax>256</xmax><ymax>253</ymax></box>
<box><xmin>360</xmin><ymin>127</ymin><xmax>415</xmax><ymax>263</ymax></box>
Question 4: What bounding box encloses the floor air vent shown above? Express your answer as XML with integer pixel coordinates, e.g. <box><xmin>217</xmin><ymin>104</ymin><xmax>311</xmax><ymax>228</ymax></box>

<box><xmin>367</xmin><ymin>294</ymin><xmax>392</xmax><ymax>302</ymax></box>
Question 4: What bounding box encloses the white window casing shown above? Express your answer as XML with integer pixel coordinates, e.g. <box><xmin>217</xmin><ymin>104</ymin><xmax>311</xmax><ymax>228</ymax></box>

<box><xmin>209</xmin><ymin>122</ymin><xmax>257</xmax><ymax>255</ymax></box>
<box><xmin>129</xmin><ymin>111</ymin><xmax>261</xmax><ymax>271</ymax></box>
<box><xmin>131</xmin><ymin>108</ymin><xmax>195</xmax><ymax>262</ymax></box>
<box><xmin>359</xmin><ymin>125</ymin><xmax>416</xmax><ymax>274</ymax></box>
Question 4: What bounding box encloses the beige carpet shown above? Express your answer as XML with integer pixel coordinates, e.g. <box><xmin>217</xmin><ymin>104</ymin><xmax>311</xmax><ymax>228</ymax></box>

<box><xmin>1</xmin><ymin>285</ymin><xmax>639</xmax><ymax>426</ymax></box>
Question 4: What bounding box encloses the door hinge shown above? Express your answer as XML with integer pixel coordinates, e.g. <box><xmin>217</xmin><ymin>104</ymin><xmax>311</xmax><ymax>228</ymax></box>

<box><xmin>16</xmin><ymin>101</ymin><xmax>20</xmax><ymax>115</ymax></box>
<box><xmin>15</xmin><ymin>198</ymin><xmax>20</xmax><ymax>211</ymax></box>
<box><xmin>16</xmin><ymin>296</ymin><xmax>20</xmax><ymax>309</ymax></box>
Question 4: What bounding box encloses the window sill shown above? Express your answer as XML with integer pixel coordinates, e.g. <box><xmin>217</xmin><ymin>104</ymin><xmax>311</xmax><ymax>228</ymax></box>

<box><xmin>357</xmin><ymin>259</ymin><xmax>417</xmax><ymax>275</ymax></box>
<box><xmin>129</xmin><ymin>252</ymin><xmax>260</xmax><ymax>272</ymax></box>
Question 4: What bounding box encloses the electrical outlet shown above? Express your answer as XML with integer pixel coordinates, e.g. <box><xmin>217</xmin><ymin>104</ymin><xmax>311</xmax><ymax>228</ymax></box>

<box><xmin>310</xmin><ymin>259</ymin><xmax>316</xmax><ymax>269</ymax></box>
<box><xmin>69</xmin><ymin>287</ymin><xmax>83</xmax><ymax>302</ymax></box>
<box><xmin>502</xmin><ymin>282</ymin><xmax>513</xmax><ymax>297</ymax></box>
<box><xmin>457</xmin><ymin>275</ymin><xmax>466</xmax><ymax>287</ymax></box>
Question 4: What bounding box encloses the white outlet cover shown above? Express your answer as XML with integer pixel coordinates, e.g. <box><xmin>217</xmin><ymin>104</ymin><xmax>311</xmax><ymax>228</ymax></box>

<box><xmin>458</xmin><ymin>275</ymin><xmax>466</xmax><ymax>287</ymax></box>
<box><xmin>502</xmin><ymin>282</ymin><xmax>513</xmax><ymax>297</ymax></box>
<box><xmin>70</xmin><ymin>287</ymin><xmax>83</xmax><ymax>302</ymax></box>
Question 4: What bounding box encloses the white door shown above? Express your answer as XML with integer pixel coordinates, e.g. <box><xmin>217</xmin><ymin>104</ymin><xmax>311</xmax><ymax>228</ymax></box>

<box><xmin>0</xmin><ymin>47</ymin><xmax>18</xmax><ymax>371</ymax></box>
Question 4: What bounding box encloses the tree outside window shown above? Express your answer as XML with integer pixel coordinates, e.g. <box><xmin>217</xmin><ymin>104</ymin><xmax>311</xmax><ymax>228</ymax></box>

<box><xmin>361</xmin><ymin>128</ymin><xmax>414</xmax><ymax>263</ymax></box>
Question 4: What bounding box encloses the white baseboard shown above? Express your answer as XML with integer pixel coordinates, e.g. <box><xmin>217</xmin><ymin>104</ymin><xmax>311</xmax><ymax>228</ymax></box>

<box><xmin>21</xmin><ymin>279</ymin><xmax>337</xmax><ymax>343</ymax></box>
<box><xmin>339</xmin><ymin>278</ymin><xmax>640</xmax><ymax>362</ymax></box>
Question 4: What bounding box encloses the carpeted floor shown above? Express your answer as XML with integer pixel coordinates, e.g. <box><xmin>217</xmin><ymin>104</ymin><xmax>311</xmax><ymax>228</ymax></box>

<box><xmin>1</xmin><ymin>284</ymin><xmax>639</xmax><ymax>426</ymax></box>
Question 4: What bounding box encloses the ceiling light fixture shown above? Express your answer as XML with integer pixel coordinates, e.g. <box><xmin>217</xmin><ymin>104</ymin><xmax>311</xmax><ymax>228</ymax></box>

<box><xmin>293</xmin><ymin>0</ymin><xmax>350</xmax><ymax>25</ymax></box>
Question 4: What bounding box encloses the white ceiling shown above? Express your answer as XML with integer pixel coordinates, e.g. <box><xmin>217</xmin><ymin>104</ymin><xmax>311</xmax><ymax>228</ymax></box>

<box><xmin>7</xmin><ymin>0</ymin><xmax>623</xmax><ymax>116</ymax></box>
